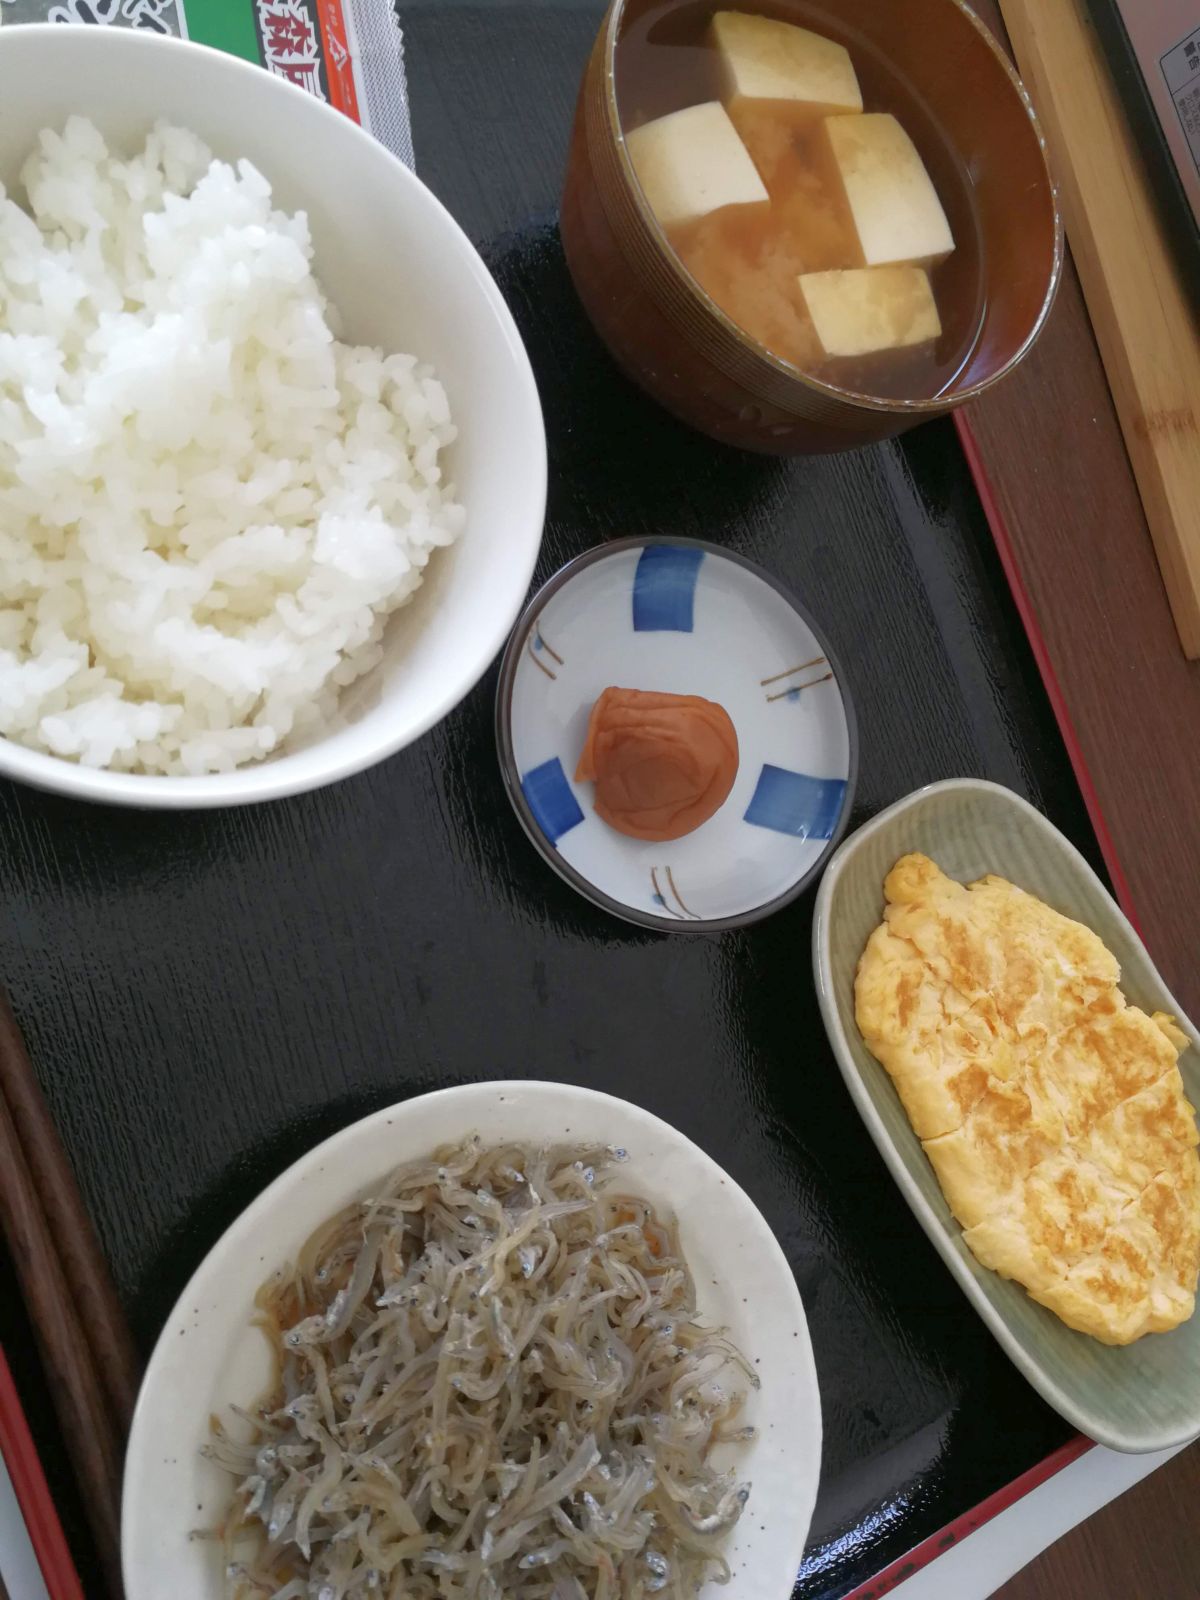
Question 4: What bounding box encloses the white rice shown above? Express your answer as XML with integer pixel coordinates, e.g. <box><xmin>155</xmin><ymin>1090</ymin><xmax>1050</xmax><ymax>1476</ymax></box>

<box><xmin>0</xmin><ymin>117</ymin><xmax>464</xmax><ymax>776</ymax></box>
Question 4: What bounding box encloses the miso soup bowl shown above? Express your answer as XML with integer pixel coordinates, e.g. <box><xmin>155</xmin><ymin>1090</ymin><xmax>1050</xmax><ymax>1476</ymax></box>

<box><xmin>561</xmin><ymin>0</ymin><xmax>1063</xmax><ymax>454</ymax></box>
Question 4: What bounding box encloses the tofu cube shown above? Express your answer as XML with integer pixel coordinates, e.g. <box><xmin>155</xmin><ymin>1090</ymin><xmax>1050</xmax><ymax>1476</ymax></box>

<box><xmin>625</xmin><ymin>101</ymin><xmax>769</xmax><ymax>230</ymax></box>
<box><xmin>824</xmin><ymin>113</ymin><xmax>954</xmax><ymax>266</ymax></box>
<box><xmin>798</xmin><ymin>265</ymin><xmax>942</xmax><ymax>358</ymax></box>
<box><xmin>712</xmin><ymin>11</ymin><xmax>862</xmax><ymax>116</ymax></box>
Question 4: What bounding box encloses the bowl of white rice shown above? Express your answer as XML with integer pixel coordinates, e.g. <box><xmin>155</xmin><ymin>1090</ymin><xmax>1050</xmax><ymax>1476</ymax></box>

<box><xmin>0</xmin><ymin>25</ymin><xmax>546</xmax><ymax>807</ymax></box>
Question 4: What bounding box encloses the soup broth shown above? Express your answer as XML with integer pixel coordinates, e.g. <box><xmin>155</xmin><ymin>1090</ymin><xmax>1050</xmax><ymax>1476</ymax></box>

<box><xmin>615</xmin><ymin>1</ymin><xmax>986</xmax><ymax>401</ymax></box>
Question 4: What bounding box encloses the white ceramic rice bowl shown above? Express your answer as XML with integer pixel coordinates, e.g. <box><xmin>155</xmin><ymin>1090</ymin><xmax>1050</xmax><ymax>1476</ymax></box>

<box><xmin>0</xmin><ymin>25</ymin><xmax>545</xmax><ymax>807</ymax></box>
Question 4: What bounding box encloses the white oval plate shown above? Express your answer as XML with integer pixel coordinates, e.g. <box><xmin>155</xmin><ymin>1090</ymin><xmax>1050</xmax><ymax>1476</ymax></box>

<box><xmin>497</xmin><ymin>539</ymin><xmax>857</xmax><ymax>932</ymax></box>
<box><xmin>122</xmin><ymin>1081</ymin><xmax>822</xmax><ymax>1598</ymax></box>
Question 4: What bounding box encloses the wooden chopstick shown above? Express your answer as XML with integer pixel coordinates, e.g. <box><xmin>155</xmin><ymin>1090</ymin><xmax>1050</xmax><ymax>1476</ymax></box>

<box><xmin>0</xmin><ymin>1091</ymin><xmax>124</xmax><ymax>1596</ymax></box>
<box><xmin>0</xmin><ymin>1005</ymin><xmax>131</xmax><ymax>1599</ymax></box>
<box><xmin>0</xmin><ymin>996</ymin><xmax>140</xmax><ymax>1430</ymax></box>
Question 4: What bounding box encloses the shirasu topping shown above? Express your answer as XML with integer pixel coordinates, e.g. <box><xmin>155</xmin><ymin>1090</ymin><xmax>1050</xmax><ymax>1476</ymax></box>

<box><xmin>206</xmin><ymin>1139</ymin><xmax>756</xmax><ymax>1599</ymax></box>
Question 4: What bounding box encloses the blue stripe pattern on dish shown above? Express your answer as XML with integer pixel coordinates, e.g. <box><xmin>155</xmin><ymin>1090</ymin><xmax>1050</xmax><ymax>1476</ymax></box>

<box><xmin>632</xmin><ymin>545</ymin><xmax>705</xmax><ymax>632</ymax></box>
<box><xmin>744</xmin><ymin>766</ymin><xmax>847</xmax><ymax>839</ymax></box>
<box><xmin>521</xmin><ymin>758</ymin><xmax>585</xmax><ymax>846</ymax></box>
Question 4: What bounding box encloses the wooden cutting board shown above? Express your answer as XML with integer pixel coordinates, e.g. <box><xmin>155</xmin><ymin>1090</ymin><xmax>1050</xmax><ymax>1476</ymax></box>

<box><xmin>998</xmin><ymin>0</ymin><xmax>1200</xmax><ymax>658</ymax></box>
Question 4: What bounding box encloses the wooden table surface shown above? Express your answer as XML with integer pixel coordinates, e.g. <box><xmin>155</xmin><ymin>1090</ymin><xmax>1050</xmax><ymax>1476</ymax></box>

<box><xmin>995</xmin><ymin>1443</ymin><xmax>1200</xmax><ymax>1599</ymax></box>
<box><xmin>955</xmin><ymin>3</ymin><xmax>1200</xmax><ymax>1594</ymax></box>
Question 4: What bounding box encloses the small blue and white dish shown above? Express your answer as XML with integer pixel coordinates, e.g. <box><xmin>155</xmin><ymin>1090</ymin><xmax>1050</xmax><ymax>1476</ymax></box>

<box><xmin>496</xmin><ymin>538</ymin><xmax>857</xmax><ymax>932</ymax></box>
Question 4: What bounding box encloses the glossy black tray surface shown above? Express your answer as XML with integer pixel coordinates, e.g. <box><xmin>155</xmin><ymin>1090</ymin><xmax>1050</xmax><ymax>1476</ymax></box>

<box><xmin>0</xmin><ymin>3</ymin><xmax>1092</xmax><ymax>1594</ymax></box>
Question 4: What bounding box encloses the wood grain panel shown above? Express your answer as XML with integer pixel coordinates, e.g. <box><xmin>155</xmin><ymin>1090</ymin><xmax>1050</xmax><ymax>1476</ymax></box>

<box><xmin>963</xmin><ymin>0</ymin><xmax>1200</xmax><ymax>1026</ymax></box>
<box><xmin>995</xmin><ymin>1442</ymin><xmax>1200</xmax><ymax>1600</ymax></box>
<box><xmin>998</xmin><ymin>0</ymin><xmax>1200</xmax><ymax>656</ymax></box>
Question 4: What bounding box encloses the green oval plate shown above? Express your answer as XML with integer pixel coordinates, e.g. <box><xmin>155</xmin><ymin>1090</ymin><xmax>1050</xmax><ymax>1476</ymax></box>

<box><xmin>813</xmin><ymin>778</ymin><xmax>1200</xmax><ymax>1453</ymax></box>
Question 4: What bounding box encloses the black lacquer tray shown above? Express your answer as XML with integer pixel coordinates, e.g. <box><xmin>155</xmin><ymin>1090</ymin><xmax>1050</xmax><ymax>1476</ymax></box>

<box><xmin>0</xmin><ymin>3</ymin><xmax>1095</xmax><ymax>1594</ymax></box>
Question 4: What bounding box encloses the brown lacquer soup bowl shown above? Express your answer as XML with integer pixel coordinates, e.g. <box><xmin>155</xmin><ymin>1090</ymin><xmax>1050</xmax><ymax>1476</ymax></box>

<box><xmin>561</xmin><ymin>0</ymin><xmax>1063</xmax><ymax>454</ymax></box>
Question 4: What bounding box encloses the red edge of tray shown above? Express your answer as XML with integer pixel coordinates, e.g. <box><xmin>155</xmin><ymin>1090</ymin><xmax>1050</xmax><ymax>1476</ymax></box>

<box><xmin>0</xmin><ymin>1344</ymin><xmax>85</xmax><ymax>1600</ymax></box>
<box><xmin>841</xmin><ymin>410</ymin><xmax>1150</xmax><ymax>1596</ymax></box>
<box><xmin>840</xmin><ymin>1432</ymin><xmax>1094</xmax><ymax>1598</ymax></box>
